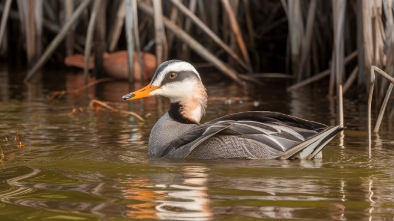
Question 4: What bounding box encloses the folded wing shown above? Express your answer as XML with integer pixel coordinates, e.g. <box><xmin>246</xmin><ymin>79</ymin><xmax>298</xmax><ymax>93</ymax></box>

<box><xmin>162</xmin><ymin>111</ymin><xmax>343</xmax><ymax>159</ymax></box>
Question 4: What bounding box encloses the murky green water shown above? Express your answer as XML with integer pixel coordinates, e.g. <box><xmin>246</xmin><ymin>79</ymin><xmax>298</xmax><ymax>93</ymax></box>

<box><xmin>0</xmin><ymin>65</ymin><xmax>394</xmax><ymax>220</ymax></box>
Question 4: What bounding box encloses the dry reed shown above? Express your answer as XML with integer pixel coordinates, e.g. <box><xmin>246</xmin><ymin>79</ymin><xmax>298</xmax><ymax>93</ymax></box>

<box><xmin>368</xmin><ymin>66</ymin><xmax>394</xmax><ymax>156</ymax></box>
<box><xmin>125</xmin><ymin>0</ymin><xmax>135</xmax><ymax>83</ymax></box>
<box><xmin>0</xmin><ymin>0</ymin><xmax>391</xmax><ymax>103</ymax></box>
<box><xmin>0</xmin><ymin>0</ymin><xmax>11</xmax><ymax>50</ymax></box>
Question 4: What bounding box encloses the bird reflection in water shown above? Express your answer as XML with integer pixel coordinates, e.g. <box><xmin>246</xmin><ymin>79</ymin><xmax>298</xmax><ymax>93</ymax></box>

<box><xmin>121</xmin><ymin>165</ymin><xmax>212</xmax><ymax>220</ymax></box>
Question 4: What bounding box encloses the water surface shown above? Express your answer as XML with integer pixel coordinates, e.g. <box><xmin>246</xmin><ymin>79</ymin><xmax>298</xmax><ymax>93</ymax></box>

<box><xmin>0</xmin><ymin>65</ymin><xmax>393</xmax><ymax>220</ymax></box>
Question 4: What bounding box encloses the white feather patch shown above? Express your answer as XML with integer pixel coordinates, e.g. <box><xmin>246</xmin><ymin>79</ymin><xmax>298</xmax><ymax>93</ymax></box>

<box><xmin>152</xmin><ymin>61</ymin><xmax>200</xmax><ymax>86</ymax></box>
<box><xmin>152</xmin><ymin>79</ymin><xmax>198</xmax><ymax>102</ymax></box>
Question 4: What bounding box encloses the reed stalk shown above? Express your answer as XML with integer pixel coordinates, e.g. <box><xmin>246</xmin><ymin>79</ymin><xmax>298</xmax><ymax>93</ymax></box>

<box><xmin>197</xmin><ymin>0</ymin><xmax>207</xmax><ymax>25</ymax></box>
<box><xmin>153</xmin><ymin>0</ymin><xmax>166</xmax><ymax>64</ymax></box>
<box><xmin>331</xmin><ymin>0</ymin><xmax>346</xmax><ymax>96</ymax></box>
<box><xmin>180</xmin><ymin>0</ymin><xmax>197</xmax><ymax>60</ymax></box>
<box><xmin>0</xmin><ymin>0</ymin><xmax>12</xmax><ymax>50</ymax></box>
<box><xmin>356</xmin><ymin>0</ymin><xmax>366</xmax><ymax>87</ymax></box>
<box><xmin>288</xmin><ymin>50</ymin><xmax>357</xmax><ymax>91</ymax></box>
<box><xmin>362</xmin><ymin>1</ymin><xmax>373</xmax><ymax>83</ymax></box>
<box><xmin>93</xmin><ymin>0</ymin><xmax>106</xmax><ymax>78</ymax></box>
<box><xmin>137</xmin><ymin>1</ymin><xmax>243</xmax><ymax>84</ymax></box>
<box><xmin>381</xmin><ymin>1</ymin><xmax>394</xmax><ymax>99</ymax></box>
<box><xmin>169</xmin><ymin>0</ymin><xmax>252</xmax><ymax>72</ymax></box>
<box><xmin>2</xmin><ymin>0</ymin><xmax>392</xmax><ymax>105</ymax></box>
<box><xmin>84</xmin><ymin>0</ymin><xmax>100</xmax><ymax>84</ymax></box>
<box><xmin>24</xmin><ymin>0</ymin><xmax>93</xmax><ymax>83</ymax></box>
<box><xmin>296</xmin><ymin>0</ymin><xmax>316</xmax><ymax>81</ymax></box>
<box><xmin>132</xmin><ymin>0</ymin><xmax>145</xmax><ymax>83</ymax></box>
<box><xmin>338</xmin><ymin>84</ymin><xmax>344</xmax><ymax>126</ymax></box>
<box><xmin>343</xmin><ymin>66</ymin><xmax>359</xmax><ymax>94</ymax></box>
<box><xmin>108</xmin><ymin>0</ymin><xmax>126</xmax><ymax>52</ymax></box>
<box><xmin>43</xmin><ymin>0</ymin><xmax>56</xmax><ymax>24</ymax></box>
<box><xmin>242</xmin><ymin>0</ymin><xmax>255</xmax><ymax>50</ymax></box>
<box><xmin>221</xmin><ymin>0</ymin><xmax>251</xmax><ymax>68</ymax></box>
<box><xmin>280</xmin><ymin>0</ymin><xmax>288</xmax><ymax>17</ymax></box>
<box><xmin>26</xmin><ymin>0</ymin><xmax>36</xmax><ymax>65</ymax></box>
<box><xmin>368</xmin><ymin>66</ymin><xmax>394</xmax><ymax>156</ymax></box>
<box><xmin>288</xmin><ymin>0</ymin><xmax>303</xmax><ymax>79</ymax></box>
<box><xmin>64</xmin><ymin>0</ymin><xmax>74</xmax><ymax>56</ymax></box>
<box><xmin>374</xmin><ymin>83</ymin><xmax>393</xmax><ymax>132</ymax></box>
<box><xmin>125</xmin><ymin>0</ymin><xmax>135</xmax><ymax>83</ymax></box>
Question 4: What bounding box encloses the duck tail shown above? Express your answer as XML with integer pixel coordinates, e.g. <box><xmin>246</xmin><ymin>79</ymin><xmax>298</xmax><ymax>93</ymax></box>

<box><xmin>279</xmin><ymin>125</ymin><xmax>344</xmax><ymax>160</ymax></box>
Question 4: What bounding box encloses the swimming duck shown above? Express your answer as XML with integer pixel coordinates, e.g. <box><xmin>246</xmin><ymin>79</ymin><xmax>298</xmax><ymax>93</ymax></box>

<box><xmin>122</xmin><ymin>60</ymin><xmax>343</xmax><ymax>160</ymax></box>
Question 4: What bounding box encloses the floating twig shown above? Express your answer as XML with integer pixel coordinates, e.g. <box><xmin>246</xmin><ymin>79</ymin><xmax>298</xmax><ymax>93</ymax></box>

<box><xmin>89</xmin><ymin>99</ymin><xmax>144</xmax><ymax>121</ymax></box>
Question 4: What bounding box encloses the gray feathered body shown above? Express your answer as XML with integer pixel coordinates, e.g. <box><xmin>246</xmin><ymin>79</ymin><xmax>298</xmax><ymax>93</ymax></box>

<box><xmin>148</xmin><ymin>111</ymin><xmax>343</xmax><ymax>160</ymax></box>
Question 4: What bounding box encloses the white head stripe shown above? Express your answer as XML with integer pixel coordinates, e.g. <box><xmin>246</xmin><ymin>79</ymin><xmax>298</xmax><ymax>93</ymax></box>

<box><xmin>152</xmin><ymin>61</ymin><xmax>200</xmax><ymax>86</ymax></box>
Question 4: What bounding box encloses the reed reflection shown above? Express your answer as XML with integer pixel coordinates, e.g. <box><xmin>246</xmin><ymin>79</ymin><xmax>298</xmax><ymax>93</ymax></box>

<box><xmin>121</xmin><ymin>165</ymin><xmax>212</xmax><ymax>221</ymax></box>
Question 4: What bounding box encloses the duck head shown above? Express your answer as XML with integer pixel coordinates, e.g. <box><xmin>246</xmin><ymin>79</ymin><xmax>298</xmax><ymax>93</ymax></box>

<box><xmin>122</xmin><ymin>60</ymin><xmax>207</xmax><ymax>124</ymax></box>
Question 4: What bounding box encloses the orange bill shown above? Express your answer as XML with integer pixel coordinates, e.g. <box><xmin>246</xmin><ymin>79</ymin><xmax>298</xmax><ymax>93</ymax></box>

<box><xmin>122</xmin><ymin>83</ymin><xmax>160</xmax><ymax>100</ymax></box>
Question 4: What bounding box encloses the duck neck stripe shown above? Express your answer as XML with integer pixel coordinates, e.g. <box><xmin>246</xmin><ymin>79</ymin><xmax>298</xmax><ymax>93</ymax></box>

<box><xmin>168</xmin><ymin>102</ymin><xmax>199</xmax><ymax>124</ymax></box>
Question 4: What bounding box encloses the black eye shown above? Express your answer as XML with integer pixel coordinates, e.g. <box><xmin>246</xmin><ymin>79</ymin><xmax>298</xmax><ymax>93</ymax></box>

<box><xmin>168</xmin><ymin>72</ymin><xmax>177</xmax><ymax>79</ymax></box>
